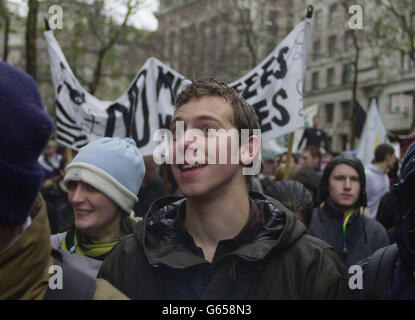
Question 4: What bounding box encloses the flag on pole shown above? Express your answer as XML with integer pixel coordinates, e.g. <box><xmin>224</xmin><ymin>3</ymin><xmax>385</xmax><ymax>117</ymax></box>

<box><xmin>356</xmin><ymin>99</ymin><xmax>387</xmax><ymax>165</ymax></box>
<box><xmin>354</xmin><ymin>101</ymin><xmax>366</xmax><ymax>138</ymax></box>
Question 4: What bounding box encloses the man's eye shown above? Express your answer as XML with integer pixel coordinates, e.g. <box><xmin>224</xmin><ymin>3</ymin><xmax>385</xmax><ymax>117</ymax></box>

<box><xmin>203</xmin><ymin>125</ymin><xmax>216</xmax><ymax>133</ymax></box>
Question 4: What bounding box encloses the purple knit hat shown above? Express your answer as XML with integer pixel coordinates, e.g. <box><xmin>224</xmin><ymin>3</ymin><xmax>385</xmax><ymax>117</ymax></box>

<box><xmin>0</xmin><ymin>63</ymin><xmax>54</xmax><ymax>226</ymax></box>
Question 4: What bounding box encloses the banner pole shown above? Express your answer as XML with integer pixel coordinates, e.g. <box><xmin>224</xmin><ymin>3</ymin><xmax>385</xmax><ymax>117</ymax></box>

<box><xmin>65</xmin><ymin>146</ymin><xmax>73</xmax><ymax>163</ymax></box>
<box><xmin>283</xmin><ymin>132</ymin><xmax>295</xmax><ymax>180</ymax></box>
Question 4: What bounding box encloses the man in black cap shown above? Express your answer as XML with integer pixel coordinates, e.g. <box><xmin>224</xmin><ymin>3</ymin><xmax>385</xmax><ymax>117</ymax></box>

<box><xmin>307</xmin><ymin>153</ymin><xmax>390</xmax><ymax>268</ymax></box>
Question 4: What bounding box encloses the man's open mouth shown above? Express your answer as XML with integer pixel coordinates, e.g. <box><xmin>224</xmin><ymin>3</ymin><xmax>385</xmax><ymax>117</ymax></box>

<box><xmin>180</xmin><ymin>163</ymin><xmax>207</xmax><ymax>171</ymax></box>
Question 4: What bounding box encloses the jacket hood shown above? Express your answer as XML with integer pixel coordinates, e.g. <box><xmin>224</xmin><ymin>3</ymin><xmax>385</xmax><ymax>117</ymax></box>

<box><xmin>134</xmin><ymin>192</ymin><xmax>306</xmax><ymax>268</ymax></box>
<box><xmin>318</xmin><ymin>153</ymin><xmax>367</xmax><ymax>208</ymax></box>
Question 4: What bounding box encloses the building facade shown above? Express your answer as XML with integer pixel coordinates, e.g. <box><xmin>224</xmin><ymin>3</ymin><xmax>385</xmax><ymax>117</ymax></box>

<box><xmin>153</xmin><ymin>0</ymin><xmax>415</xmax><ymax>153</ymax></box>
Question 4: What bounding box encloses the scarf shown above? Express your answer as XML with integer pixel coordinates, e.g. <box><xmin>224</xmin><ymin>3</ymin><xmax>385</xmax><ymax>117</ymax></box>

<box><xmin>62</xmin><ymin>216</ymin><xmax>136</xmax><ymax>261</ymax></box>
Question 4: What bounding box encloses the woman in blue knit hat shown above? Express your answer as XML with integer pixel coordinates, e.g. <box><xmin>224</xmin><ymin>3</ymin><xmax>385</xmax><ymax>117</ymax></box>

<box><xmin>51</xmin><ymin>137</ymin><xmax>145</xmax><ymax>268</ymax></box>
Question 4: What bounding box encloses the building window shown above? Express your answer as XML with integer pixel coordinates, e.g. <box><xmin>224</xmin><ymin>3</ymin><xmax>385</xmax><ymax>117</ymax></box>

<box><xmin>312</xmin><ymin>71</ymin><xmax>319</xmax><ymax>90</ymax></box>
<box><xmin>325</xmin><ymin>103</ymin><xmax>334</xmax><ymax>123</ymax></box>
<box><xmin>327</xmin><ymin>67</ymin><xmax>335</xmax><ymax>87</ymax></box>
<box><xmin>328</xmin><ymin>35</ymin><xmax>336</xmax><ymax>57</ymax></box>
<box><xmin>287</xmin><ymin>13</ymin><xmax>294</xmax><ymax>31</ymax></box>
<box><xmin>344</xmin><ymin>31</ymin><xmax>354</xmax><ymax>52</ymax></box>
<box><xmin>241</xmin><ymin>8</ymin><xmax>250</xmax><ymax>22</ymax></box>
<box><xmin>342</xmin><ymin>63</ymin><xmax>353</xmax><ymax>84</ymax></box>
<box><xmin>267</xmin><ymin>10</ymin><xmax>279</xmax><ymax>27</ymax></box>
<box><xmin>315</xmin><ymin>9</ymin><xmax>323</xmax><ymax>29</ymax></box>
<box><xmin>313</xmin><ymin>39</ymin><xmax>321</xmax><ymax>61</ymax></box>
<box><xmin>341</xmin><ymin>101</ymin><xmax>351</xmax><ymax>120</ymax></box>
<box><xmin>340</xmin><ymin>134</ymin><xmax>348</xmax><ymax>150</ymax></box>
<box><xmin>329</xmin><ymin>4</ymin><xmax>338</xmax><ymax>25</ymax></box>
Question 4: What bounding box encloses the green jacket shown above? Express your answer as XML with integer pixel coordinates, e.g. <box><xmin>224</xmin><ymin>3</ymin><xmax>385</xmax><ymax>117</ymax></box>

<box><xmin>98</xmin><ymin>192</ymin><xmax>352</xmax><ymax>299</ymax></box>
<box><xmin>0</xmin><ymin>194</ymin><xmax>128</xmax><ymax>300</ymax></box>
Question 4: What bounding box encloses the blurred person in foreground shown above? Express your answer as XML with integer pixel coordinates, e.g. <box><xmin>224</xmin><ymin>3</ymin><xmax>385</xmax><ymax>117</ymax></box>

<box><xmin>357</xmin><ymin>142</ymin><xmax>415</xmax><ymax>299</ymax></box>
<box><xmin>0</xmin><ymin>62</ymin><xmax>127</xmax><ymax>299</ymax></box>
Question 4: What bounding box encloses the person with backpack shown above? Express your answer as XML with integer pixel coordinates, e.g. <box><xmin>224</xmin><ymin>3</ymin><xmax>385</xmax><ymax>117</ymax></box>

<box><xmin>0</xmin><ymin>62</ymin><xmax>127</xmax><ymax>299</ymax></box>
<box><xmin>357</xmin><ymin>141</ymin><xmax>415</xmax><ymax>299</ymax></box>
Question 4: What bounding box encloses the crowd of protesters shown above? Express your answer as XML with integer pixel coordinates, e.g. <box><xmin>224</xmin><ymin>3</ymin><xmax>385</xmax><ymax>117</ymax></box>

<box><xmin>2</xmin><ymin>62</ymin><xmax>415</xmax><ymax>300</ymax></box>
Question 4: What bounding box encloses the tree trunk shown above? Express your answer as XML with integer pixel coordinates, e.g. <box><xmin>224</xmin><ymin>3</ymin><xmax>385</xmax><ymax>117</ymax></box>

<box><xmin>89</xmin><ymin>49</ymin><xmax>106</xmax><ymax>94</ymax></box>
<box><xmin>350</xmin><ymin>30</ymin><xmax>360</xmax><ymax>150</ymax></box>
<box><xmin>26</xmin><ymin>0</ymin><xmax>38</xmax><ymax>79</ymax></box>
<box><xmin>2</xmin><ymin>15</ymin><xmax>9</xmax><ymax>61</ymax></box>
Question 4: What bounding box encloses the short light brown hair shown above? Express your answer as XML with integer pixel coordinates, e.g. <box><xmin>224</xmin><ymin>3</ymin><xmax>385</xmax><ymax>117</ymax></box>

<box><xmin>176</xmin><ymin>77</ymin><xmax>260</xmax><ymax>139</ymax></box>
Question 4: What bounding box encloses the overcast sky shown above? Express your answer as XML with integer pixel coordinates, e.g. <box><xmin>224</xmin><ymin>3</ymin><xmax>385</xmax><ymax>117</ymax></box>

<box><xmin>7</xmin><ymin>0</ymin><xmax>160</xmax><ymax>31</ymax></box>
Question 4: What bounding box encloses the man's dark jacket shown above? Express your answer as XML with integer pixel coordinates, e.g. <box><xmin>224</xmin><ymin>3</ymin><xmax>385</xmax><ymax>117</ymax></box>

<box><xmin>308</xmin><ymin>200</ymin><xmax>390</xmax><ymax>268</ymax></box>
<box><xmin>98</xmin><ymin>192</ymin><xmax>351</xmax><ymax>299</ymax></box>
<box><xmin>299</xmin><ymin>127</ymin><xmax>330</xmax><ymax>151</ymax></box>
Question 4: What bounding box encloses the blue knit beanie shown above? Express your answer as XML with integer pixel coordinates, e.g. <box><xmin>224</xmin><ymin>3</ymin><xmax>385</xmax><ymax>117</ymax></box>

<box><xmin>0</xmin><ymin>63</ymin><xmax>54</xmax><ymax>226</ymax></box>
<box><xmin>64</xmin><ymin>137</ymin><xmax>145</xmax><ymax>215</ymax></box>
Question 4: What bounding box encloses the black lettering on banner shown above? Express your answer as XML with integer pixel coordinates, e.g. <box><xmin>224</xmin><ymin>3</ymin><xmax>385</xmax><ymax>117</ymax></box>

<box><xmin>261</xmin><ymin>56</ymin><xmax>275</xmax><ymax>88</ymax></box>
<box><xmin>105</xmin><ymin>70</ymin><xmax>150</xmax><ymax>148</ymax></box>
<box><xmin>132</xmin><ymin>73</ymin><xmax>150</xmax><ymax>148</ymax></box>
<box><xmin>242</xmin><ymin>73</ymin><xmax>258</xmax><ymax>100</ymax></box>
<box><xmin>104</xmin><ymin>103</ymin><xmax>131</xmax><ymax>137</ymax></box>
<box><xmin>173</xmin><ymin>77</ymin><xmax>183</xmax><ymax>104</ymax></box>
<box><xmin>159</xmin><ymin>114</ymin><xmax>172</xmax><ymax>130</ymax></box>
<box><xmin>274</xmin><ymin>47</ymin><xmax>289</xmax><ymax>79</ymax></box>
<box><xmin>271</xmin><ymin>89</ymin><xmax>290</xmax><ymax>126</ymax></box>
<box><xmin>252</xmin><ymin>99</ymin><xmax>272</xmax><ymax>133</ymax></box>
<box><xmin>156</xmin><ymin>67</ymin><xmax>178</xmax><ymax>105</ymax></box>
<box><xmin>231</xmin><ymin>82</ymin><xmax>243</xmax><ymax>94</ymax></box>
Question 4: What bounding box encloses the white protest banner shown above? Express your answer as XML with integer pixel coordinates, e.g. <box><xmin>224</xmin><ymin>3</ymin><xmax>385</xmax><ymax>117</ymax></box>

<box><xmin>45</xmin><ymin>30</ymin><xmax>190</xmax><ymax>155</ymax></box>
<box><xmin>45</xmin><ymin>18</ymin><xmax>312</xmax><ymax>155</ymax></box>
<box><xmin>356</xmin><ymin>99</ymin><xmax>388</xmax><ymax>165</ymax></box>
<box><xmin>230</xmin><ymin>18</ymin><xmax>312</xmax><ymax>142</ymax></box>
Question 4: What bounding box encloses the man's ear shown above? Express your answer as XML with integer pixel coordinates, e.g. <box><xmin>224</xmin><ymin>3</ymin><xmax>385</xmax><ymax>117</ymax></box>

<box><xmin>240</xmin><ymin>134</ymin><xmax>261</xmax><ymax>166</ymax></box>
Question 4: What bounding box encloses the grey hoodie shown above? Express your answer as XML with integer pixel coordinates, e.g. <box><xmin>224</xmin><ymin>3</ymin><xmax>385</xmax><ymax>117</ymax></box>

<box><xmin>365</xmin><ymin>163</ymin><xmax>390</xmax><ymax>218</ymax></box>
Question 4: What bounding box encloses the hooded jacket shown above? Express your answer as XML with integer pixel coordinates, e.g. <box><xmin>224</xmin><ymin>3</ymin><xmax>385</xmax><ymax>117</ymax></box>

<box><xmin>308</xmin><ymin>153</ymin><xmax>390</xmax><ymax>268</ymax></box>
<box><xmin>98</xmin><ymin>192</ymin><xmax>351</xmax><ymax>299</ymax></box>
<box><xmin>0</xmin><ymin>194</ymin><xmax>128</xmax><ymax>300</ymax></box>
<box><xmin>308</xmin><ymin>199</ymin><xmax>390</xmax><ymax>268</ymax></box>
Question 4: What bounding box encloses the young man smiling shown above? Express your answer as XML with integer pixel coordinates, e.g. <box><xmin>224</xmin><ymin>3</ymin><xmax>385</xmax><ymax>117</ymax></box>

<box><xmin>98</xmin><ymin>78</ymin><xmax>351</xmax><ymax>299</ymax></box>
<box><xmin>308</xmin><ymin>153</ymin><xmax>390</xmax><ymax>268</ymax></box>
